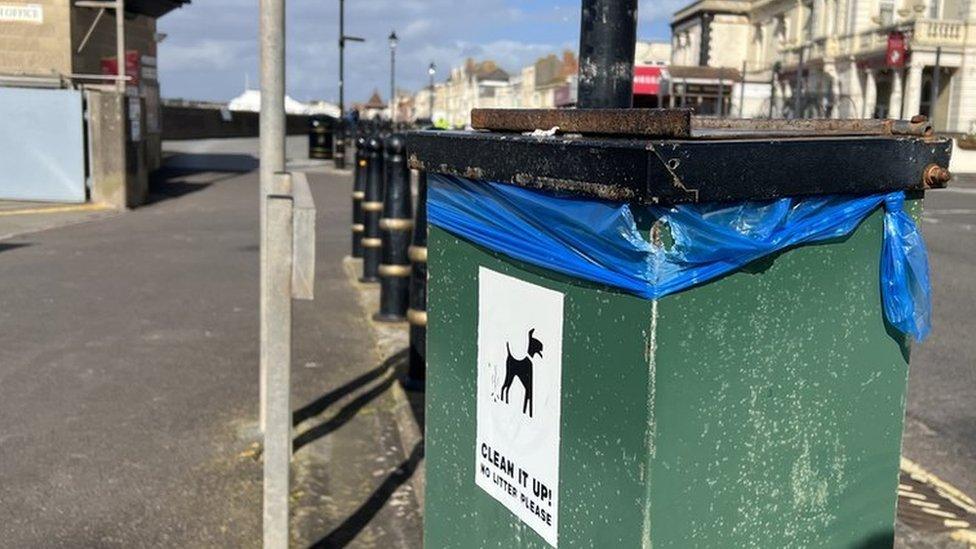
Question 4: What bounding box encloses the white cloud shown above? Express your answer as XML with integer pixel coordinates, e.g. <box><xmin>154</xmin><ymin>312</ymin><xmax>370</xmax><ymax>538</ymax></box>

<box><xmin>156</xmin><ymin>0</ymin><xmax>681</xmax><ymax>103</ymax></box>
<box><xmin>159</xmin><ymin>39</ymin><xmax>254</xmax><ymax>73</ymax></box>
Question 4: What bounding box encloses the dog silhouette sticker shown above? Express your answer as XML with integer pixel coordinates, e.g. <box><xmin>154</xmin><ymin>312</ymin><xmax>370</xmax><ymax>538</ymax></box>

<box><xmin>501</xmin><ymin>328</ymin><xmax>543</xmax><ymax>417</ymax></box>
<box><xmin>475</xmin><ymin>267</ymin><xmax>563</xmax><ymax>547</ymax></box>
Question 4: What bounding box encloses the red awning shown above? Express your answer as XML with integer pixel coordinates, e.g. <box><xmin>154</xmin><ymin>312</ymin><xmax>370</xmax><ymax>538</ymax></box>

<box><xmin>633</xmin><ymin>65</ymin><xmax>663</xmax><ymax>95</ymax></box>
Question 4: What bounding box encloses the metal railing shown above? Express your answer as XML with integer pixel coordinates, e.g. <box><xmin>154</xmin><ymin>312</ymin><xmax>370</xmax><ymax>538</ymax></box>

<box><xmin>778</xmin><ymin>18</ymin><xmax>970</xmax><ymax>67</ymax></box>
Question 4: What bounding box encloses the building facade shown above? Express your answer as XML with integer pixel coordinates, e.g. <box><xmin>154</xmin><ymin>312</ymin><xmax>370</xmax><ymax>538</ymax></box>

<box><xmin>0</xmin><ymin>0</ymin><xmax>186</xmax><ymax>206</ymax></box>
<box><xmin>411</xmin><ymin>52</ymin><xmax>578</xmax><ymax>127</ymax></box>
<box><xmin>670</xmin><ymin>0</ymin><xmax>976</xmax><ymax>131</ymax></box>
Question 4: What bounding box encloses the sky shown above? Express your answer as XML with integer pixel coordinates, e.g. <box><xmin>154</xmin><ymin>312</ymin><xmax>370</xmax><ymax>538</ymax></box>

<box><xmin>157</xmin><ymin>0</ymin><xmax>685</xmax><ymax>105</ymax></box>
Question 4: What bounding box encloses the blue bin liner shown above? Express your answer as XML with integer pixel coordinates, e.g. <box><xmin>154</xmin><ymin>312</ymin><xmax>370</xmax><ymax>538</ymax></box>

<box><xmin>428</xmin><ymin>174</ymin><xmax>931</xmax><ymax>340</ymax></box>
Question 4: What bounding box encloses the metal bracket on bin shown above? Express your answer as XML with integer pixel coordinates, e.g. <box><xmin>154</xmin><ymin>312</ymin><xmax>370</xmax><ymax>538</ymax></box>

<box><xmin>406</xmin><ymin>110</ymin><xmax>953</xmax><ymax>205</ymax></box>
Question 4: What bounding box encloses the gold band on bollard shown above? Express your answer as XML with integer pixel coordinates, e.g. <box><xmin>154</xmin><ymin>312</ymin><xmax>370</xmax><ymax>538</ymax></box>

<box><xmin>352</xmin><ymin>191</ymin><xmax>365</xmax><ymax>199</ymax></box>
<box><xmin>408</xmin><ymin>245</ymin><xmax>427</xmax><ymax>263</ymax></box>
<box><xmin>362</xmin><ymin>201</ymin><xmax>383</xmax><ymax>212</ymax></box>
<box><xmin>379</xmin><ymin>218</ymin><xmax>414</xmax><ymax>231</ymax></box>
<box><xmin>407</xmin><ymin>308</ymin><xmax>427</xmax><ymax>327</ymax></box>
<box><xmin>378</xmin><ymin>264</ymin><xmax>412</xmax><ymax>277</ymax></box>
<box><xmin>351</xmin><ymin>223</ymin><xmax>365</xmax><ymax>232</ymax></box>
<box><xmin>361</xmin><ymin>237</ymin><xmax>383</xmax><ymax>248</ymax></box>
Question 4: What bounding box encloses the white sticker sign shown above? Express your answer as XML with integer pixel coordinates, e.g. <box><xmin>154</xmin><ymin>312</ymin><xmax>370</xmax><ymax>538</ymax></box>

<box><xmin>0</xmin><ymin>3</ymin><xmax>42</xmax><ymax>23</ymax></box>
<box><xmin>476</xmin><ymin>267</ymin><xmax>563</xmax><ymax>547</ymax></box>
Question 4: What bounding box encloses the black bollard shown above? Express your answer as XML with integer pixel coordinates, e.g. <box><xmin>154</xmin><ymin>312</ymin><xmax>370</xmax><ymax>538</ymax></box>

<box><xmin>333</xmin><ymin>122</ymin><xmax>346</xmax><ymax>170</ymax></box>
<box><xmin>360</xmin><ymin>135</ymin><xmax>383</xmax><ymax>282</ymax></box>
<box><xmin>405</xmin><ymin>169</ymin><xmax>428</xmax><ymax>390</ymax></box>
<box><xmin>351</xmin><ymin>135</ymin><xmax>367</xmax><ymax>258</ymax></box>
<box><xmin>374</xmin><ymin>134</ymin><xmax>412</xmax><ymax>321</ymax></box>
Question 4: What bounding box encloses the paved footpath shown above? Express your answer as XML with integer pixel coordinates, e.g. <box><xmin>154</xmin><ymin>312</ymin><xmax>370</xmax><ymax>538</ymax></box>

<box><xmin>0</xmin><ymin>140</ymin><xmax>421</xmax><ymax>547</ymax></box>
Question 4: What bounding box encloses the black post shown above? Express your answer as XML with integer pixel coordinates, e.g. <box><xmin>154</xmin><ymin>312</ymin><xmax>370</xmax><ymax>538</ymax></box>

<box><xmin>931</xmin><ymin>46</ymin><xmax>942</xmax><ymax>123</ymax></box>
<box><xmin>576</xmin><ymin>0</ymin><xmax>638</xmax><ymax>108</ymax></box>
<box><xmin>793</xmin><ymin>47</ymin><xmax>805</xmax><ymax>118</ymax></box>
<box><xmin>739</xmin><ymin>60</ymin><xmax>747</xmax><ymax>117</ymax></box>
<box><xmin>374</xmin><ymin>134</ymin><xmax>412</xmax><ymax>321</ymax></box>
<box><xmin>351</xmin><ymin>134</ymin><xmax>367</xmax><ymax>258</ymax></box>
<box><xmin>335</xmin><ymin>0</ymin><xmax>345</xmax><ymax>169</ymax></box>
<box><xmin>333</xmin><ymin>121</ymin><xmax>346</xmax><ymax>169</ymax></box>
<box><xmin>389</xmin><ymin>31</ymin><xmax>397</xmax><ymax>123</ymax></box>
<box><xmin>406</xmin><ymin>169</ymin><xmax>428</xmax><ymax>390</ymax></box>
<box><xmin>360</xmin><ymin>135</ymin><xmax>383</xmax><ymax>282</ymax></box>
<box><xmin>717</xmin><ymin>72</ymin><xmax>725</xmax><ymax>117</ymax></box>
<box><xmin>338</xmin><ymin>0</ymin><xmax>344</xmax><ymax>117</ymax></box>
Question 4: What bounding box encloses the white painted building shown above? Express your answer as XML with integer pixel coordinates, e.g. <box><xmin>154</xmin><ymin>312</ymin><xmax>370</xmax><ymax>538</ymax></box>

<box><xmin>412</xmin><ymin>53</ymin><xmax>578</xmax><ymax>127</ymax></box>
<box><xmin>670</xmin><ymin>0</ymin><xmax>976</xmax><ymax>132</ymax></box>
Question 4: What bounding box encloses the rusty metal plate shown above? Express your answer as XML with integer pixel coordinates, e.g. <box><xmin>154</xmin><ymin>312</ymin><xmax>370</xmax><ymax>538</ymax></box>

<box><xmin>470</xmin><ymin>108</ymin><xmax>693</xmax><ymax>138</ymax></box>
<box><xmin>691</xmin><ymin>116</ymin><xmax>933</xmax><ymax>139</ymax></box>
<box><xmin>470</xmin><ymin>108</ymin><xmax>934</xmax><ymax>139</ymax></box>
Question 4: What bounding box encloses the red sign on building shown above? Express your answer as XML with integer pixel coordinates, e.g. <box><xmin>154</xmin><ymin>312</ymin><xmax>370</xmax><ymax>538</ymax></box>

<box><xmin>633</xmin><ymin>65</ymin><xmax>663</xmax><ymax>95</ymax></box>
<box><xmin>886</xmin><ymin>32</ymin><xmax>907</xmax><ymax>68</ymax></box>
<box><xmin>101</xmin><ymin>50</ymin><xmax>141</xmax><ymax>86</ymax></box>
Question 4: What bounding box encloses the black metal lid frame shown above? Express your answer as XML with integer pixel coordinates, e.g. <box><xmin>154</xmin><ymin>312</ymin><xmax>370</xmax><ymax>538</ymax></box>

<box><xmin>406</xmin><ymin>128</ymin><xmax>952</xmax><ymax>205</ymax></box>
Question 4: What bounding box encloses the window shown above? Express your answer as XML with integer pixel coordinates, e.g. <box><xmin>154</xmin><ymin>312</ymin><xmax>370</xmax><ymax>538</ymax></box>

<box><xmin>928</xmin><ymin>0</ymin><xmax>941</xmax><ymax>18</ymax></box>
<box><xmin>879</xmin><ymin>0</ymin><xmax>895</xmax><ymax>25</ymax></box>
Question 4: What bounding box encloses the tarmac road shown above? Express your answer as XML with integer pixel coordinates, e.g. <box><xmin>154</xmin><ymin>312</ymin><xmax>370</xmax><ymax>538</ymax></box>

<box><xmin>0</xmin><ymin>137</ymin><xmax>422</xmax><ymax>547</ymax></box>
<box><xmin>902</xmin><ymin>173</ymin><xmax>976</xmax><ymax>497</ymax></box>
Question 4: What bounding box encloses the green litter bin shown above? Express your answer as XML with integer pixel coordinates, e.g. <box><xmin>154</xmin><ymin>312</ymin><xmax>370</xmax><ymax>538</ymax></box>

<box><xmin>407</xmin><ymin>110</ymin><xmax>952</xmax><ymax>548</ymax></box>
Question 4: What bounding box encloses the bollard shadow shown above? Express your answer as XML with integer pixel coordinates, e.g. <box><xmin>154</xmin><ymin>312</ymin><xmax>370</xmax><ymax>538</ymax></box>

<box><xmin>292</xmin><ymin>357</ymin><xmax>398</xmax><ymax>426</ymax></box>
<box><xmin>292</xmin><ymin>348</ymin><xmax>409</xmax><ymax>452</ymax></box>
<box><xmin>309</xmin><ymin>439</ymin><xmax>424</xmax><ymax>549</ymax></box>
<box><xmin>0</xmin><ymin>242</ymin><xmax>31</xmax><ymax>254</ymax></box>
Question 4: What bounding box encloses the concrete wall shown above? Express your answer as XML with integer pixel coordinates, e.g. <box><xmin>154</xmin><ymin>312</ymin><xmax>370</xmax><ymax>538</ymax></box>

<box><xmin>0</xmin><ymin>0</ymin><xmax>72</xmax><ymax>76</ymax></box>
<box><xmin>160</xmin><ymin>106</ymin><xmax>313</xmax><ymax>140</ymax></box>
<box><xmin>87</xmin><ymin>89</ymin><xmax>127</xmax><ymax>208</ymax></box>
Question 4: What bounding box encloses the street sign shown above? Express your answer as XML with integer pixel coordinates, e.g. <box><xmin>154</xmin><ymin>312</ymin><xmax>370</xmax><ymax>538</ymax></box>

<box><xmin>633</xmin><ymin>65</ymin><xmax>662</xmax><ymax>95</ymax></box>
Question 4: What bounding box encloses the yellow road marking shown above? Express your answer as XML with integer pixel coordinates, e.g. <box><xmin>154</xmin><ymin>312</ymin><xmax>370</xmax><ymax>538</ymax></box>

<box><xmin>921</xmin><ymin>507</ymin><xmax>959</xmax><ymax>519</ymax></box>
<box><xmin>909</xmin><ymin>499</ymin><xmax>942</xmax><ymax>509</ymax></box>
<box><xmin>945</xmin><ymin>519</ymin><xmax>971</xmax><ymax>529</ymax></box>
<box><xmin>0</xmin><ymin>203</ymin><xmax>111</xmax><ymax>217</ymax></box>
<box><xmin>901</xmin><ymin>457</ymin><xmax>976</xmax><ymax>515</ymax></box>
<box><xmin>899</xmin><ymin>490</ymin><xmax>927</xmax><ymax>500</ymax></box>
<box><xmin>950</xmin><ymin>528</ymin><xmax>976</xmax><ymax>544</ymax></box>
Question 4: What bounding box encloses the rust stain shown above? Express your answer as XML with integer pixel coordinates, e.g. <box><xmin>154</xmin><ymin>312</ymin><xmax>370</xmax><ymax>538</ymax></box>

<box><xmin>470</xmin><ymin>108</ymin><xmax>693</xmax><ymax>138</ymax></box>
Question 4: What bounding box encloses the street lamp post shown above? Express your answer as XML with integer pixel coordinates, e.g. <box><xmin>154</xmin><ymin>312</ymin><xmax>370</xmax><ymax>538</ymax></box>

<box><xmin>337</xmin><ymin>0</ymin><xmax>364</xmax><ymax>117</ymax></box>
<box><xmin>336</xmin><ymin>0</ymin><xmax>363</xmax><ymax>168</ymax></box>
<box><xmin>389</xmin><ymin>30</ymin><xmax>398</xmax><ymax>124</ymax></box>
<box><xmin>428</xmin><ymin>62</ymin><xmax>436</xmax><ymax>123</ymax></box>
